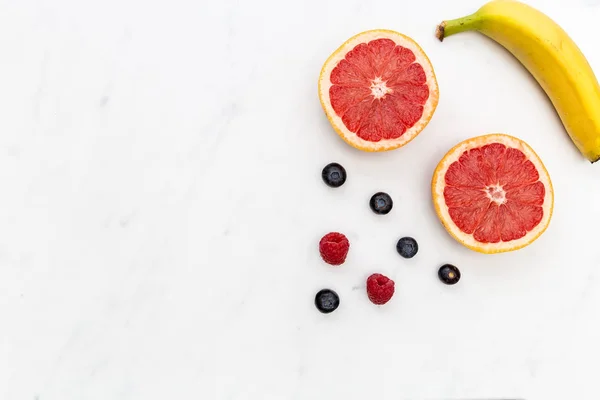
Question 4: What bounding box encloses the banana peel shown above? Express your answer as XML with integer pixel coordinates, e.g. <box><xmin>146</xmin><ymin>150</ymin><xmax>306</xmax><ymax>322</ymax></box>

<box><xmin>437</xmin><ymin>0</ymin><xmax>600</xmax><ymax>163</ymax></box>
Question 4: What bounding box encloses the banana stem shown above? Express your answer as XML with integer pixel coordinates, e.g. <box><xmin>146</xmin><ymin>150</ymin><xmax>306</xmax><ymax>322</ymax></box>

<box><xmin>436</xmin><ymin>15</ymin><xmax>480</xmax><ymax>41</ymax></box>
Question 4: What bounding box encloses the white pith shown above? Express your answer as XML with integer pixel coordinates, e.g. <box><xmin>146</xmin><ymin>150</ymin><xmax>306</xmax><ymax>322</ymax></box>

<box><xmin>486</xmin><ymin>184</ymin><xmax>506</xmax><ymax>205</ymax></box>
<box><xmin>370</xmin><ymin>77</ymin><xmax>392</xmax><ymax>99</ymax></box>
<box><xmin>432</xmin><ymin>134</ymin><xmax>553</xmax><ymax>253</ymax></box>
<box><xmin>319</xmin><ymin>30</ymin><xmax>439</xmax><ymax>151</ymax></box>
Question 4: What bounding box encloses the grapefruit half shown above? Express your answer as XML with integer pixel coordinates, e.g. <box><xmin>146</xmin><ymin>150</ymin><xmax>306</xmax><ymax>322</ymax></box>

<box><xmin>319</xmin><ymin>30</ymin><xmax>439</xmax><ymax>152</ymax></box>
<box><xmin>432</xmin><ymin>134</ymin><xmax>553</xmax><ymax>254</ymax></box>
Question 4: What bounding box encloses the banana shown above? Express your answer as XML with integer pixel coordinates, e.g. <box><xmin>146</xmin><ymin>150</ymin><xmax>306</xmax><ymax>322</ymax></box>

<box><xmin>436</xmin><ymin>0</ymin><xmax>600</xmax><ymax>163</ymax></box>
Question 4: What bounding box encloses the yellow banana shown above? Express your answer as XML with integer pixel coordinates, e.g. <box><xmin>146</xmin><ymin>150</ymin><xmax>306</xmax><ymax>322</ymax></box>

<box><xmin>436</xmin><ymin>0</ymin><xmax>600</xmax><ymax>163</ymax></box>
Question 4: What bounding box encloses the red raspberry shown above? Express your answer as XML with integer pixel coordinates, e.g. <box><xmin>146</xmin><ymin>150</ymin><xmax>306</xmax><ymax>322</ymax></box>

<box><xmin>319</xmin><ymin>232</ymin><xmax>349</xmax><ymax>265</ymax></box>
<box><xmin>366</xmin><ymin>273</ymin><xmax>395</xmax><ymax>305</ymax></box>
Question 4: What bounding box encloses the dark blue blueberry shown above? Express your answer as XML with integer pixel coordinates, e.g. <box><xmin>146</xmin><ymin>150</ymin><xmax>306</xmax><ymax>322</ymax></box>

<box><xmin>369</xmin><ymin>192</ymin><xmax>393</xmax><ymax>215</ymax></box>
<box><xmin>438</xmin><ymin>264</ymin><xmax>461</xmax><ymax>285</ymax></box>
<box><xmin>314</xmin><ymin>289</ymin><xmax>340</xmax><ymax>313</ymax></box>
<box><xmin>396</xmin><ymin>237</ymin><xmax>418</xmax><ymax>259</ymax></box>
<box><xmin>321</xmin><ymin>163</ymin><xmax>347</xmax><ymax>188</ymax></box>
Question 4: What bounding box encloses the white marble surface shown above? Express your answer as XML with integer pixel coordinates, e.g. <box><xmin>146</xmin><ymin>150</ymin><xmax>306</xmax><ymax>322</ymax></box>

<box><xmin>2</xmin><ymin>0</ymin><xmax>600</xmax><ymax>399</ymax></box>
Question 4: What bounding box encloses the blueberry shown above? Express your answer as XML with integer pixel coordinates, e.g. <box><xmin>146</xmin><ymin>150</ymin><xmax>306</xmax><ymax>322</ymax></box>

<box><xmin>314</xmin><ymin>289</ymin><xmax>340</xmax><ymax>313</ymax></box>
<box><xmin>321</xmin><ymin>163</ymin><xmax>347</xmax><ymax>188</ymax></box>
<box><xmin>396</xmin><ymin>237</ymin><xmax>418</xmax><ymax>258</ymax></box>
<box><xmin>438</xmin><ymin>264</ymin><xmax>461</xmax><ymax>285</ymax></box>
<box><xmin>369</xmin><ymin>192</ymin><xmax>393</xmax><ymax>215</ymax></box>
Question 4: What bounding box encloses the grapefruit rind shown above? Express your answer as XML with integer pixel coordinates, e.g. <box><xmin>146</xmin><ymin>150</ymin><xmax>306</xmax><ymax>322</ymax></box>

<box><xmin>318</xmin><ymin>29</ymin><xmax>440</xmax><ymax>152</ymax></box>
<box><xmin>432</xmin><ymin>134</ymin><xmax>554</xmax><ymax>254</ymax></box>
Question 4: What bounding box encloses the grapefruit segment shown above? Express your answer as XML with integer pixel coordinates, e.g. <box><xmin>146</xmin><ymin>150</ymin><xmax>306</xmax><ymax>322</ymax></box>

<box><xmin>432</xmin><ymin>134</ymin><xmax>553</xmax><ymax>253</ymax></box>
<box><xmin>319</xmin><ymin>30</ymin><xmax>439</xmax><ymax>152</ymax></box>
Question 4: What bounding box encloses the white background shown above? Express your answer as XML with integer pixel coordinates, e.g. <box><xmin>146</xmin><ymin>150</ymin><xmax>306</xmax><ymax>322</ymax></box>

<box><xmin>1</xmin><ymin>0</ymin><xmax>600</xmax><ymax>399</ymax></box>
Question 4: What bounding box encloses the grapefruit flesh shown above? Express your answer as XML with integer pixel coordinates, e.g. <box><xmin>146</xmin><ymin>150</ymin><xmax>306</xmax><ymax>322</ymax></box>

<box><xmin>319</xmin><ymin>30</ymin><xmax>439</xmax><ymax>152</ymax></box>
<box><xmin>432</xmin><ymin>134</ymin><xmax>553</xmax><ymax>253</ymax></box>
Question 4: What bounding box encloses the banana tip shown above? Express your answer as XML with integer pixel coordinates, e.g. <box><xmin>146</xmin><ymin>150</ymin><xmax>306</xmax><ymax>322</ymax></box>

<box><xmin>435</xmin><ymin>22</ymin><xmax>446</xmax><ymax>42</ymax></box>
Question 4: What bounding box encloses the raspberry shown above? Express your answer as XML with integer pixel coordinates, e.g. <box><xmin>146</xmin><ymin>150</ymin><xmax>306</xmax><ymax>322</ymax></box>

<box><xmin>319</xmin><ymin>232</ymin><xmax>349</xmax><ymax>265</ymax></box>
<box><xmin>366</xmin><ymin>273</ymin><xmax>395</xmax><ymax>305</ymax></box>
